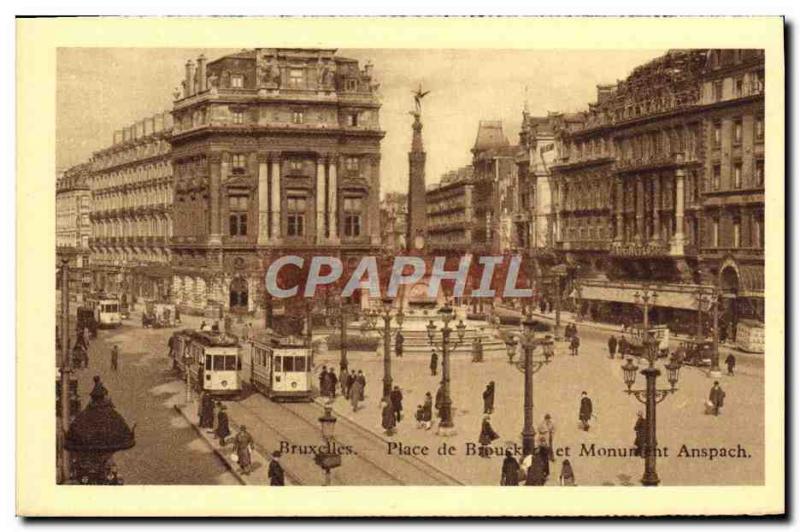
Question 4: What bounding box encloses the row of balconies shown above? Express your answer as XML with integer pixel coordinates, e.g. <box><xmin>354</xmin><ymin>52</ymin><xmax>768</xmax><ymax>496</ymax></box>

<box><xmin>89</xmin><ymin>236</ymin><xmax>170</xmax><ymax>247</ymax></box>
<box><xmin>90</xmin><ymin>204</ymin><xmax>171</xmax><ymax>219</ymax></box>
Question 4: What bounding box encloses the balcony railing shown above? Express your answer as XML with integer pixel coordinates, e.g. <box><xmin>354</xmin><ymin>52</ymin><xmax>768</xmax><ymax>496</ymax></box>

<box><xmin>609</xmin><ymin>240</ymin><xmax>670</xmax><ymax>258</ymax></box>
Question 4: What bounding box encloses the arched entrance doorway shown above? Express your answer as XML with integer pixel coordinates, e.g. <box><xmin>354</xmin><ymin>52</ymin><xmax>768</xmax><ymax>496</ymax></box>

<box><xmin>719</xmin><ymin>265</ymin><xmax>740</xmax><ymax>343</ymax></box>
<box><xmin>229</xmin><ymin>277</ymin><xmax>249</xmax><ymax>312</ymax></box>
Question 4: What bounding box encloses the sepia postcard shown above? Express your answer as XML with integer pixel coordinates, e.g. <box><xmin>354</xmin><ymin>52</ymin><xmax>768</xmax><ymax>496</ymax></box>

<box><xmin>16</xmin><ymin>16</ymin><xmax>785</xmax><ymax>517</ymax></box>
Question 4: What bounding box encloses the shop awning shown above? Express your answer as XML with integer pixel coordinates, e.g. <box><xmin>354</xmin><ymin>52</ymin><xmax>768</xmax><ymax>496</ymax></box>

<box><xmin>577</xmin><ymin>282</ymin><xmax>711</xmax><ymax>311</ymax></box>
<box><xmin>738</xmin><ymin>265</ymin><xmax>764</xmax><ymax>298</ymax></box>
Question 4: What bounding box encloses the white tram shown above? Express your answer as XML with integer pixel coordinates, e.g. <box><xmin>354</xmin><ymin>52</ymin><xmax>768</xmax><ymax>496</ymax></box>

<box><xmin>171</xmin><ymin>329</ymin><xmax>241</xmax><ymax>396</ymax></box>
<box><xmin>242</xmin><ymin>330</ymin><xmax>313</xmax><ymax>402</ymax></box>
<box><xmin>86</xmin><ymin>295</ymin><xmax>122</xmax><ymax>328</ymax></box>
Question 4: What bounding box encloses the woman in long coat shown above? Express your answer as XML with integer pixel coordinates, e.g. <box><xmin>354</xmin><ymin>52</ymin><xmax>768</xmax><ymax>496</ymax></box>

<box><xmin>198</xmin><ymin>392</ymin><xmax>215</xmax><ymax>429</ymax></box>
<box><xmin>421</xmin><ymin>392</ymin><xmax>433</xmax><ymax>430</ymax></box>
<box><xmin>482</xmin><ymin>381</ymin><xmax>495</xmax><ymax>415</ymax></box>
<box><xmin>233</xmin><ymin>425</ymin><xmax>254</xmax><ymax>475</ymax></box>
<box><xmin>525</xmin><ymin>456</ymin><xmax>547</xmax><ymax>486</ymax></box>
<box><xmin>349</xmin><ymin>377</ymin><xmax>364</xmax><ymax>412</ymax></box>
<box><xmin>215</xmin><ymin>404</ymin><xmax>231</xmax><ymax>445</ymax></box>
<box><xmin>478</xmin><ymin>415</ymin><xmax>499</xmax><ymax>458</ymax></box>
<box><xmin>381</xmin><ymin>399</ymin><xmax>396</xmax><ymax>435</ymax></box>
<box><xmin>429</xmin><ymin>350</ymin><xmax>439</xmax><ymax>376</ymax></box>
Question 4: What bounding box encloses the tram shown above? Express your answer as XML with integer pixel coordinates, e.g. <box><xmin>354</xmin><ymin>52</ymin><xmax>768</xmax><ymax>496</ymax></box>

<box><xmin>242</xmin><ymin>330</ymin><xmax>313</xmax><ymax>402</ymax></box>
<box><xmin>170</xmin><ymin>329</ymin><xmax>242</xmax><ymax>396</ymax></box>
<box><xmin>85</xmin><ymin>294</ymin><xmax>122</xmax><ymax>328</ymax></box>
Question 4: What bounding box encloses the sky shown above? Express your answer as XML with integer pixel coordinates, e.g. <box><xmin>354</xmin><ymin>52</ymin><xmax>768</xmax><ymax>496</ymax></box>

<box><xmin>57</xmin><ymin>48</ymin><xmax>664</xmax><ymax>194</ymax></box>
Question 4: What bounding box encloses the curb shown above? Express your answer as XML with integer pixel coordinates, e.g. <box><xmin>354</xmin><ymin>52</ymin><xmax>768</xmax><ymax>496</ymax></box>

<box><xmin>173</xmin><ymin>404</ymin><xmax>247</xmax><ymax>485</ymax></box>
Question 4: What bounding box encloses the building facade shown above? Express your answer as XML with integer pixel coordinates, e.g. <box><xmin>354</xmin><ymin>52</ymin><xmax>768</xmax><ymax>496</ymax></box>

<box><xmin>169</xmin><ymin>48</ymin><xmax>383</xmax><ymax>315</ymax></box>
<box><xmin>56</xmin><ymin>163</ymin><xmax>93</xmax><ymax>296</ymax></box>
<box><xmin>536</xmin><ymin>49</ymin><xmax>764</xmax><ymax>339</ymax></box>
<box><xmin>425</xmin><ymin>166</ymin><xmax>480</xmax><ymax>253</ymax></box>
<box><xmin>88</xmin><ymin>112</ymin><xmax>174</xmax><ymax>302</ymax></box>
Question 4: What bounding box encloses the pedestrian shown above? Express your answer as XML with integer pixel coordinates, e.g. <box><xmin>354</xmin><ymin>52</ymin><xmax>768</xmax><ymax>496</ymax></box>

<box><xmin>578</xmin><ymin>391</ymin><xmax>593</xmax><ymax>431</ymax></box>
<box><xmin>381</xmin><ymin>398</ymin><xmax>397</xmax><ymax>436</ymax></box>
<box><xmin>268</xmin><ymin>451</ymin><xmax>285</xmax><ymax>486</ymax></box>
<box><xmin>90</xmin><ymin>375</ymin><xmax>108</xmax><ymax>402</ymax></box>
<box><xmin>524</xmin><ymin>453</ymin><xmax>547</xmax><ymax>486</ymax></box>
<box><xmin>725</xmin><ymin>353</ymin><xmax>736</xmax><ymax>376</ymax></box>
<box><xmin>570</xmin><ymin>334</ymin><xmax>580</xmax><ymax>356</ymax></box>
<box><xmin>478</xmin><ymin>415</ymin><xmax>499</xmax><ymax>458</ymax></box>
<box><xmin>339</xmin><ymin>366</ymin><xmax>349</xmax><ymax>397</ymax></box>
<box><xmin>537</xmin><ymin>414</ymin><xmax>556</xmax><ymax>462</ymax></box>
<box><xmin>216</xmin><ymin>403</ymin><xmax>230</xmax><ymax>445</ymax></box>
<box><xmin>233</xmin><ymin>425</ymin><xmax>254</xmax><ymax>475</ymax></box>
<box><xmin>435</xmin><ymin>384</ymin><xmax>445</xmax><ymax>419</ymax></box>
<box><xmin>633</xmin><ymin>411</ymin><xmax>646</xmax><ymax>457</ymax></box>
<box><xmin>534</xmin><ymin>438</ymin><xmax>550</xmax><ymax>479</ymax></box>
<box><xmin>200</xmin><ymin>320</ymin><xmax>208</xmax><ymax>331</ymax></box>
<box><xmin>500</xmin><ymin>449</ymin><xmax>520</xmax><ymax>486</ymax></box>
<box><xmin>327</xmin><ymin>367</ymin><xmax>338</xmax><ymax>400</ymax></box>
<box><xmin>345</xmin><ymin>370</ymin><xmax>356</xmax><ymax>399</ymax></box>
<box><xmin>421</xmin><ymin>392</ymin><xmax>433</xmax><ymax>430</ymax></box>
<box><xmin>349</xmin><ymin>374</ymin><xmax>364</xmax><ymax>412</ymax></box>
<box><xmin>415</xmin><ymin>405</ymin><xmax>425</xmax><ymax>428</ymax></box>
<box><xmin>618</xmin><ymin>335</ymin><xmax>628</xmax><ymax>359</ymax></box>
<box><xmin>390</xmin><ymin>385</ymin><xmax>404</xmax><ymax>423</ymax></box>
<box><xmin>212</xmin><ymin>321</ymin><xmax>220</xmax><ymax>333</ymax></box>
<box><xmin>558</xmin><ymin>459</ymin><xmax>576</xmax><ymax>486</ymax></box>
<box><xmin>111</xmin><ymin>344</ymin><xmax>119</xmax><ymax>371</ymax></box>
<box><xmin>175</xmin><ymin>307</ymin><xmax>181</xmax><ymax>324</ymax></box>
<box><xmin>395</xmin><ymin>331</ymin><xmax>404</xmax><ymax>357</ymax></box>
<box><xmin>319</xmin><ymin>365</ymin><xmax>329</xmax><ymax>397</ymax></box>
<box><xmin>608</xmin><ymin>335</ymin><xmax>618</xmax><ymax>359</ymax></box>
<box><xmin>429</xmin><ymin>350</ymin><xmax>439</xmax><ymax>376</ymax></box>
<box><xmin>539</xmin><ymin>298</ymin><xmax>546</xmax><ymax>314</ymax></box>
<box><xmin>482</xmin><ymin>381</ymin><xmax>495</xmax><ymax>415</ymax></box>
<box><xmin>708</xmin><ymin>381</ymin><xmax>726</xmax><ymax>416</ymax></box>
<box><xmin>356</xmin><ymin>370</ymin><xmax>366</xmax><ymax>397</ymax></box>
<box><xmin>198</xmin><ymin>391</ymin><xmax>215</xmax><ymax>429</ymax></box>
<box><xmin>472</xmin><ymin>337</ymin><xmax>484</xmax><ymax>363</ymax></box>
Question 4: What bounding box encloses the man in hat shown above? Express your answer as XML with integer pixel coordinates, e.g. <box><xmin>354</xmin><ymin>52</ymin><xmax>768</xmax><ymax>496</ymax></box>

<box><xmin>633</xmin><ymin>411</ymin><xmax>647</xmax><ymax>457</ymax></box>
<box><xmin>429</xmin><ymin>350</ymin><xmax>439</xmax><ymax>376</ymax></box>
<box><xmin>268</xmin><ymin>451</ymin><xmax>285</xmax><ymax>486</ymax></box>
<box><xmin>578</xmin><ymin>391</ymin><xmax>593</xmax><ymax>431</ymax></box>
<box><xmin>538</xmin><ymin>413</ymin><xmax>556</xmax><ymax>461</ymax></box>
<box><xmin>319</xmin><ymin>366</ymin><xmax>329</xmax><ymax>398</ymax></box>
<box><xmin>608</xmin><ymin>335</ymin><xmax>618</xmax><ymax>359</ymax></box>
<box><xmin>395</xmin><ymin>331</ymin><xmax>404</xmax><ymax>358</ymax></box>
<box><xmin>708</xmin><ymin>381</ymin><xmax>726</xmax><ymax>416</ymax></box>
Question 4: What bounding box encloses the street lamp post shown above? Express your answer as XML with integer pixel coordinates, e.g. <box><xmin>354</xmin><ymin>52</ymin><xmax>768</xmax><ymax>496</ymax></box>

<box><xmin>314</xmin><ymin>406</ymin><xmax>341</xmax><ymax>486</ymax></box>
<box><xmin>184</xmin><ymin>352</ymin><xmax>193</xmax><ymax>404</ymax></box>
<box><xmin>58</xmin><ymin>256</ymin><xmax>72</xmax><ymax>484</ymax></box>
<box><xmin>328</xmin><ymin>291</ymin><xmax>355</xmax><ymax>372</ymax></box>
<box><xmin>621</xmin><ymin>288</ymin><xmax>681</xmax><ymax>486</ymax></box>
<box><xmin>504</xmin><ymin>311</ymin><xmax>553</xmax><ymax>455</ymax></box>
<box><xmin>426</xmin><ymin>303</ymin><xmax>466</xmax><ymax>436</ymax></box>
<box><xmin>696</xmin><ymin>288</ymin><xmax>722</xmax><ymax>377</ymax></box>
<box><xmin>361</xmin><ymin>297</ymin><xmax>404</xmax><ymax>399</ymax></box>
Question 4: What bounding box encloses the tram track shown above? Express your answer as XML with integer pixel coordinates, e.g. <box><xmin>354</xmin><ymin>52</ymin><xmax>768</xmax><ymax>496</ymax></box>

<box><xmin>232</xmin><ymin>394</ymin><xmax>462</xmax><ymax>486</ymax></box>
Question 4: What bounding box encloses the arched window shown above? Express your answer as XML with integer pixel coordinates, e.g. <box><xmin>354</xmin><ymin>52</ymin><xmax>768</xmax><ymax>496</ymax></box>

<box><xmin>229</xmin><ymin>277</ymin><xmax>249</xmax><ymax>311</ymax></box>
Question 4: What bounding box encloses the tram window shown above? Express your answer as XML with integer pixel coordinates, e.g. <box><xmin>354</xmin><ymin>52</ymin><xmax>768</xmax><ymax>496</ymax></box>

<box><xmin>294</xmin><ymin>356</ymin><xmax>306</xmax><ymax>372</ymax></box>
<box><xmin>225</xmin><ymin>355</ymin><xmax>237</xmax><ymax>370</ymax></box>
<box><xmin>283</xmin><ymin>357</ymin><xmax>295</xmax><ymax>372</ymax></box>
<box><xmin>213</xmin><ymin>355</ymin><xmax>225</xmax><ymax>370</ymax></box>
<box><xmin>274</xmin><ymin>356</ymin><xmax>282</xmax><ymax>371</ymax></box>
<box><xmin>205</xmin><ymin>356</ymin><xmax>212</xmax><ymax>370</ymax></box>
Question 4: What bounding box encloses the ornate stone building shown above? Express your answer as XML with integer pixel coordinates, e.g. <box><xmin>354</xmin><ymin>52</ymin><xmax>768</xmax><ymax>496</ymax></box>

<box><xmin>56</xmin><ymin>163</ymin><xmax>93</xmax><ymax>297</ymax></box>
<box><xmin>88</xmin><ymin>112</ymin><xmax>174</xmax><ymax>301</ymax></box>
<box><xmin>425</xmin><ymin>166</ymin><xmax>480</xmax><ymax>253</ymax></box>
<box><xmin>169</xmin><ymin>48</ymin><xmax>383</xmax><ymax>315</ymax></box>
<box><xmin>698</xmin><ymin>49</ymin><xmax>765</xmax><ymax>338</ymax></box>
<box><xmin>542</xmin><ymin>49</ymin><xmax>765</xmax><ymax>337</ymax></box>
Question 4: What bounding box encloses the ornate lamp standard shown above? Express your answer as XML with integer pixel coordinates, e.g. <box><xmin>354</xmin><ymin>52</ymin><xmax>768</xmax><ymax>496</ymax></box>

<box><xmin>504</xmin><ymin>311</ymin><xmax>554</xmax><ymax>455</ymax></box>
<box><xmin>360</xmin><ymin>296</ymin><xmax>404</xmax><ymax>399</ymax></box>
<box><xmin>314</xmin><ymin>406</ymin><xmax>341</xmax><ymax>486</ymax></box>
<box><xmin>621</xmin><ymin>288</ymin><xmax>681</xmax><ymax>486</ymax></box>
<box><xmin>426</xmin><ymin>303</ymin><xmax>466</xmax><ymax>436</ymax></box>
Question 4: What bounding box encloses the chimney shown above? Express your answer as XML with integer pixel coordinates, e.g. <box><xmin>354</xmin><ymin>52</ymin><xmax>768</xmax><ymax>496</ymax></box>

<box><xmin>197</xmin><ymin>54</ymin><xmax>207</xmax><ymax>93</ymax></box>
<box><xmin>185</xmin><ymin>59</ymin><xmax>196</xmax><ymax>97</ymax></box>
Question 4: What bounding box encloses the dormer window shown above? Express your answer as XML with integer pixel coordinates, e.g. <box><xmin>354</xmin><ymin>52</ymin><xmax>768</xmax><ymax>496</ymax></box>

<box><xmin>230</xmin><ymin>75</ymin><xmax>244</xmax><ymax>88</ymax></box>
<box><xmin>288</xmin><ymin>160</ymin><xmax>304</xmax><ymax>174</ymax></box>
<box><xmin>292</xmin><ymin>111</ymin><xmax>304</xmax><ymax>124</ymax></box>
